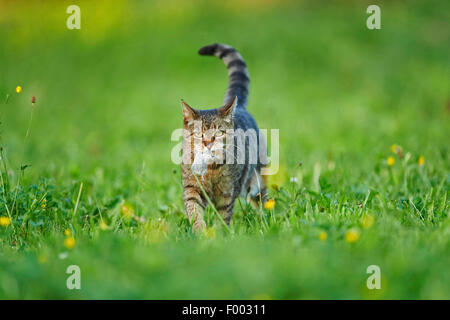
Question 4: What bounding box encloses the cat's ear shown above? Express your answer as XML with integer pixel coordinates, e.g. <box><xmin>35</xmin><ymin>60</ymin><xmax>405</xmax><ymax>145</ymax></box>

<box><xmin>181</xmin><ymin>100</ymin><xmax>197</xmax><ymax>124</ymax></box>
<box><xmin>219</xmin><ymin>96</ymin><xmax>238</xmax><ymax>121</ymax></box>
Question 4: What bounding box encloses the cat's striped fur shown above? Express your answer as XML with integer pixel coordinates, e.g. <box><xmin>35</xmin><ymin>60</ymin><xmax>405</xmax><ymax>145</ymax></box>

<box><xmin>198</xmin><ymin>43</ymin><xmax>250</xmax><ymax>108</ymax></box>
<box><xmin>181</xmin><ymin>43</ymin><xmax>267</xmax><ymax>230</ymax></box>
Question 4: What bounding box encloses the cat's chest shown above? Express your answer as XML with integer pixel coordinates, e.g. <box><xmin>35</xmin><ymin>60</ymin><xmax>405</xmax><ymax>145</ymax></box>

<box><xmin>199</xmin><ymin>166</ymin><xmax>232</xmax><ymax>193</ymax></box>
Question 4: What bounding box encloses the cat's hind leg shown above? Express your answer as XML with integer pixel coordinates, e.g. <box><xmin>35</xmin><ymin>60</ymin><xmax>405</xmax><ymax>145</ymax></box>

<box><xmin>215</xmin><ymin>195</ymin><xmax>236</xmax><ymax>225</ymax></box>
<box><xmin>246</xmin><ymin>169</ymin><xmax>267</xmax><ymax>207</ymax></box>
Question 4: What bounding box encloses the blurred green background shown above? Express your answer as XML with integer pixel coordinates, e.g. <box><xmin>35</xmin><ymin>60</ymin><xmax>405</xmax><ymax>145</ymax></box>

<box><xmin>0</xmin><ymin>0</ymin><xmax>449</xmax><ymax>299</ymax></box>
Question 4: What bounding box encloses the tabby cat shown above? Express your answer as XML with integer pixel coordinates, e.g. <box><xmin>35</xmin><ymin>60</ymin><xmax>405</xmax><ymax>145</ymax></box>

<box><xmin>181</xmin><ymin>43</ymin><xmax>267</xmax><ymax>230</ymax></box>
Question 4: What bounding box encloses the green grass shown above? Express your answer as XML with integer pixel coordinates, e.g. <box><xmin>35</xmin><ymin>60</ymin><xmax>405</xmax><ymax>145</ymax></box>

<box><xmin>0</xmin><ymin>0</ymin><xmax>449</xmax><ymax>299</ymax></box>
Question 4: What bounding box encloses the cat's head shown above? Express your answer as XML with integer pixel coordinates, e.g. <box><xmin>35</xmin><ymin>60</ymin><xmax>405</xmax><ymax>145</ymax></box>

<box><xmin>181</xmin><ymin>96</ymin><xmax>237</xmax><ymax>163</ymax></box>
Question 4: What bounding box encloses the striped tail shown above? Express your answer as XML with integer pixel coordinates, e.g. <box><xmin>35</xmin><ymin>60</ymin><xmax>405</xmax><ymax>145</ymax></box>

<box><xmin>198</xmin><ymin>43</ymin><xmax>250</xmax><ymax>109</ymax></box>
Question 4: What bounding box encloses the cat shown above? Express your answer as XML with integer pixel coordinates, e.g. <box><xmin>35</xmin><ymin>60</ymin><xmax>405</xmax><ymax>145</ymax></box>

<box><xmin>181</xmin><ymin>43</ymin><xmax>267</xmax><ymax>230</ymax></box>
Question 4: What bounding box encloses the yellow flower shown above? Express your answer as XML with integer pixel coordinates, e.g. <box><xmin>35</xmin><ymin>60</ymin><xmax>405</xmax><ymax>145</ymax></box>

<box><xmin>16</xmin><ymin>86</ymin><xmax>22</xmax><ymax>93</ymax></box>
<box><xmin>390</xmin><ymin>144</ymin><xmax>404</xmax><ymax>158</ymax></box>
<box><xmin>64</xmin><ymin>229</ymin><xmax>71</xmax><ymax>236</ymax></box>
<box><xmin>387</xmin><ymin>156</ymin><xmax>395</xmax><ymax>167</ymax></box>
<box><xmin>64</xmin><ymin>237</ymin><xmax>76</xmax><ymax>249</ymax></box>
<box><xmin>41</xmin><ymin>198</ymin><xmax>47</xmax><ymax>209</ymax></box>
<box><xmin>264</xmin><ymin>199</ymin><xmax>275</xmax><ymax>210</ymax></box>
<box><xmin>319</xmin><ymin>231</ymin><xmax>328</xmax><ymax>241</ymax></box>
<box><xmin>0</xmin><ymin>216</ymin><xmax>11</xmax><ymax>227</ymax></box>
<box><xmin>120</xmin><ymin>202</ymin><xmax>134</xmax><ymax>218</ymax></box>
<box><xmin>204</xmin><ymin>227</ymin><xmax>216</xmax><ymax>239</ymax></box>
<box><xmin>99</xmin><ymin>220</ymin><xmax>108</xmax><ymax>231</ymax></box>
<box><xmin>360</xmin><ymin>214</ymin><xmax>375</xmax><ymax>229</ymax></box>
<box><xmin>345</xmin><ymin>229</ymin><xmax>360</xmax><ymax>243</ymax></box>
<box><xmin>418</xmin><ymin>156</ymin><xmax>425</xmax><ymax>166</ymax></box>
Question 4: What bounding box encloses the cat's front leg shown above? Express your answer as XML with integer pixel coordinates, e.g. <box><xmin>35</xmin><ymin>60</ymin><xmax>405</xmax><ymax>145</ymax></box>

<box><xmin>183</xmin><ymin>187</ymin><xmax>206</xmax><ymax>231</ymax></box>
<box><xmin>215</xmin><ymin>195</ymin><xmax>236</xmax><ymax>225</ymax></box>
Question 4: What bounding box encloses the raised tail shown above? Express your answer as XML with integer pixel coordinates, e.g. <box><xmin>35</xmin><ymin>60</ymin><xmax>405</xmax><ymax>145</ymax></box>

<box><xmin>198</xmin><ymin>43</ymin><xmax>250</xmax><ymax>109</ymax></box>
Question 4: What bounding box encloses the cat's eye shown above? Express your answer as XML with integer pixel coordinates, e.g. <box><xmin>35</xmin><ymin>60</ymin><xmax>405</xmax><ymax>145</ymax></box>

<box><xmin>214</xmin><ymin>130</ymin><xmax>225</xmax><ymax>137</ymax></box>
<box><xmin>193</xmin><ymin>132</ymin><xmax>202</xmax><ymax>138</ymax></box>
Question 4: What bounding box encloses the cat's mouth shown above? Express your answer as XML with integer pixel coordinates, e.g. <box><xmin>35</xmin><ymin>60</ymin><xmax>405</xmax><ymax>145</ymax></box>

<box><xmin>191</xmin><ymin>151</ymin><xmax>211</xmax><ymax>176</ymax></box>
<box><xmin>191</xmin><ymin>148</ymin><xmax>224</xmax><ymax>176</ymax></box>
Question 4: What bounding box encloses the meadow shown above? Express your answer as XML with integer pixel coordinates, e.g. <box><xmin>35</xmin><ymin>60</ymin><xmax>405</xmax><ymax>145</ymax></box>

<box><xmin>0</xmin><ymin>0</ymin><xmax>449</xmax><ymax>299</ymax></box>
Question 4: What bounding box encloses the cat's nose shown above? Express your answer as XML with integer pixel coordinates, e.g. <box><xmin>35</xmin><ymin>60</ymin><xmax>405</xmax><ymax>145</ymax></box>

<box><xmin>203</xmin><ymin>137</ymin><xmax>215</xmax><ymax>148</ymax></box>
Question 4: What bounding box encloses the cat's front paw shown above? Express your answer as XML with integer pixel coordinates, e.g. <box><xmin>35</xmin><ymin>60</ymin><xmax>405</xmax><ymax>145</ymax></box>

<box><xmin>192</xmin><ymin>219</ymin><xmax>206</xmax><ymax>232</ymax></box>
